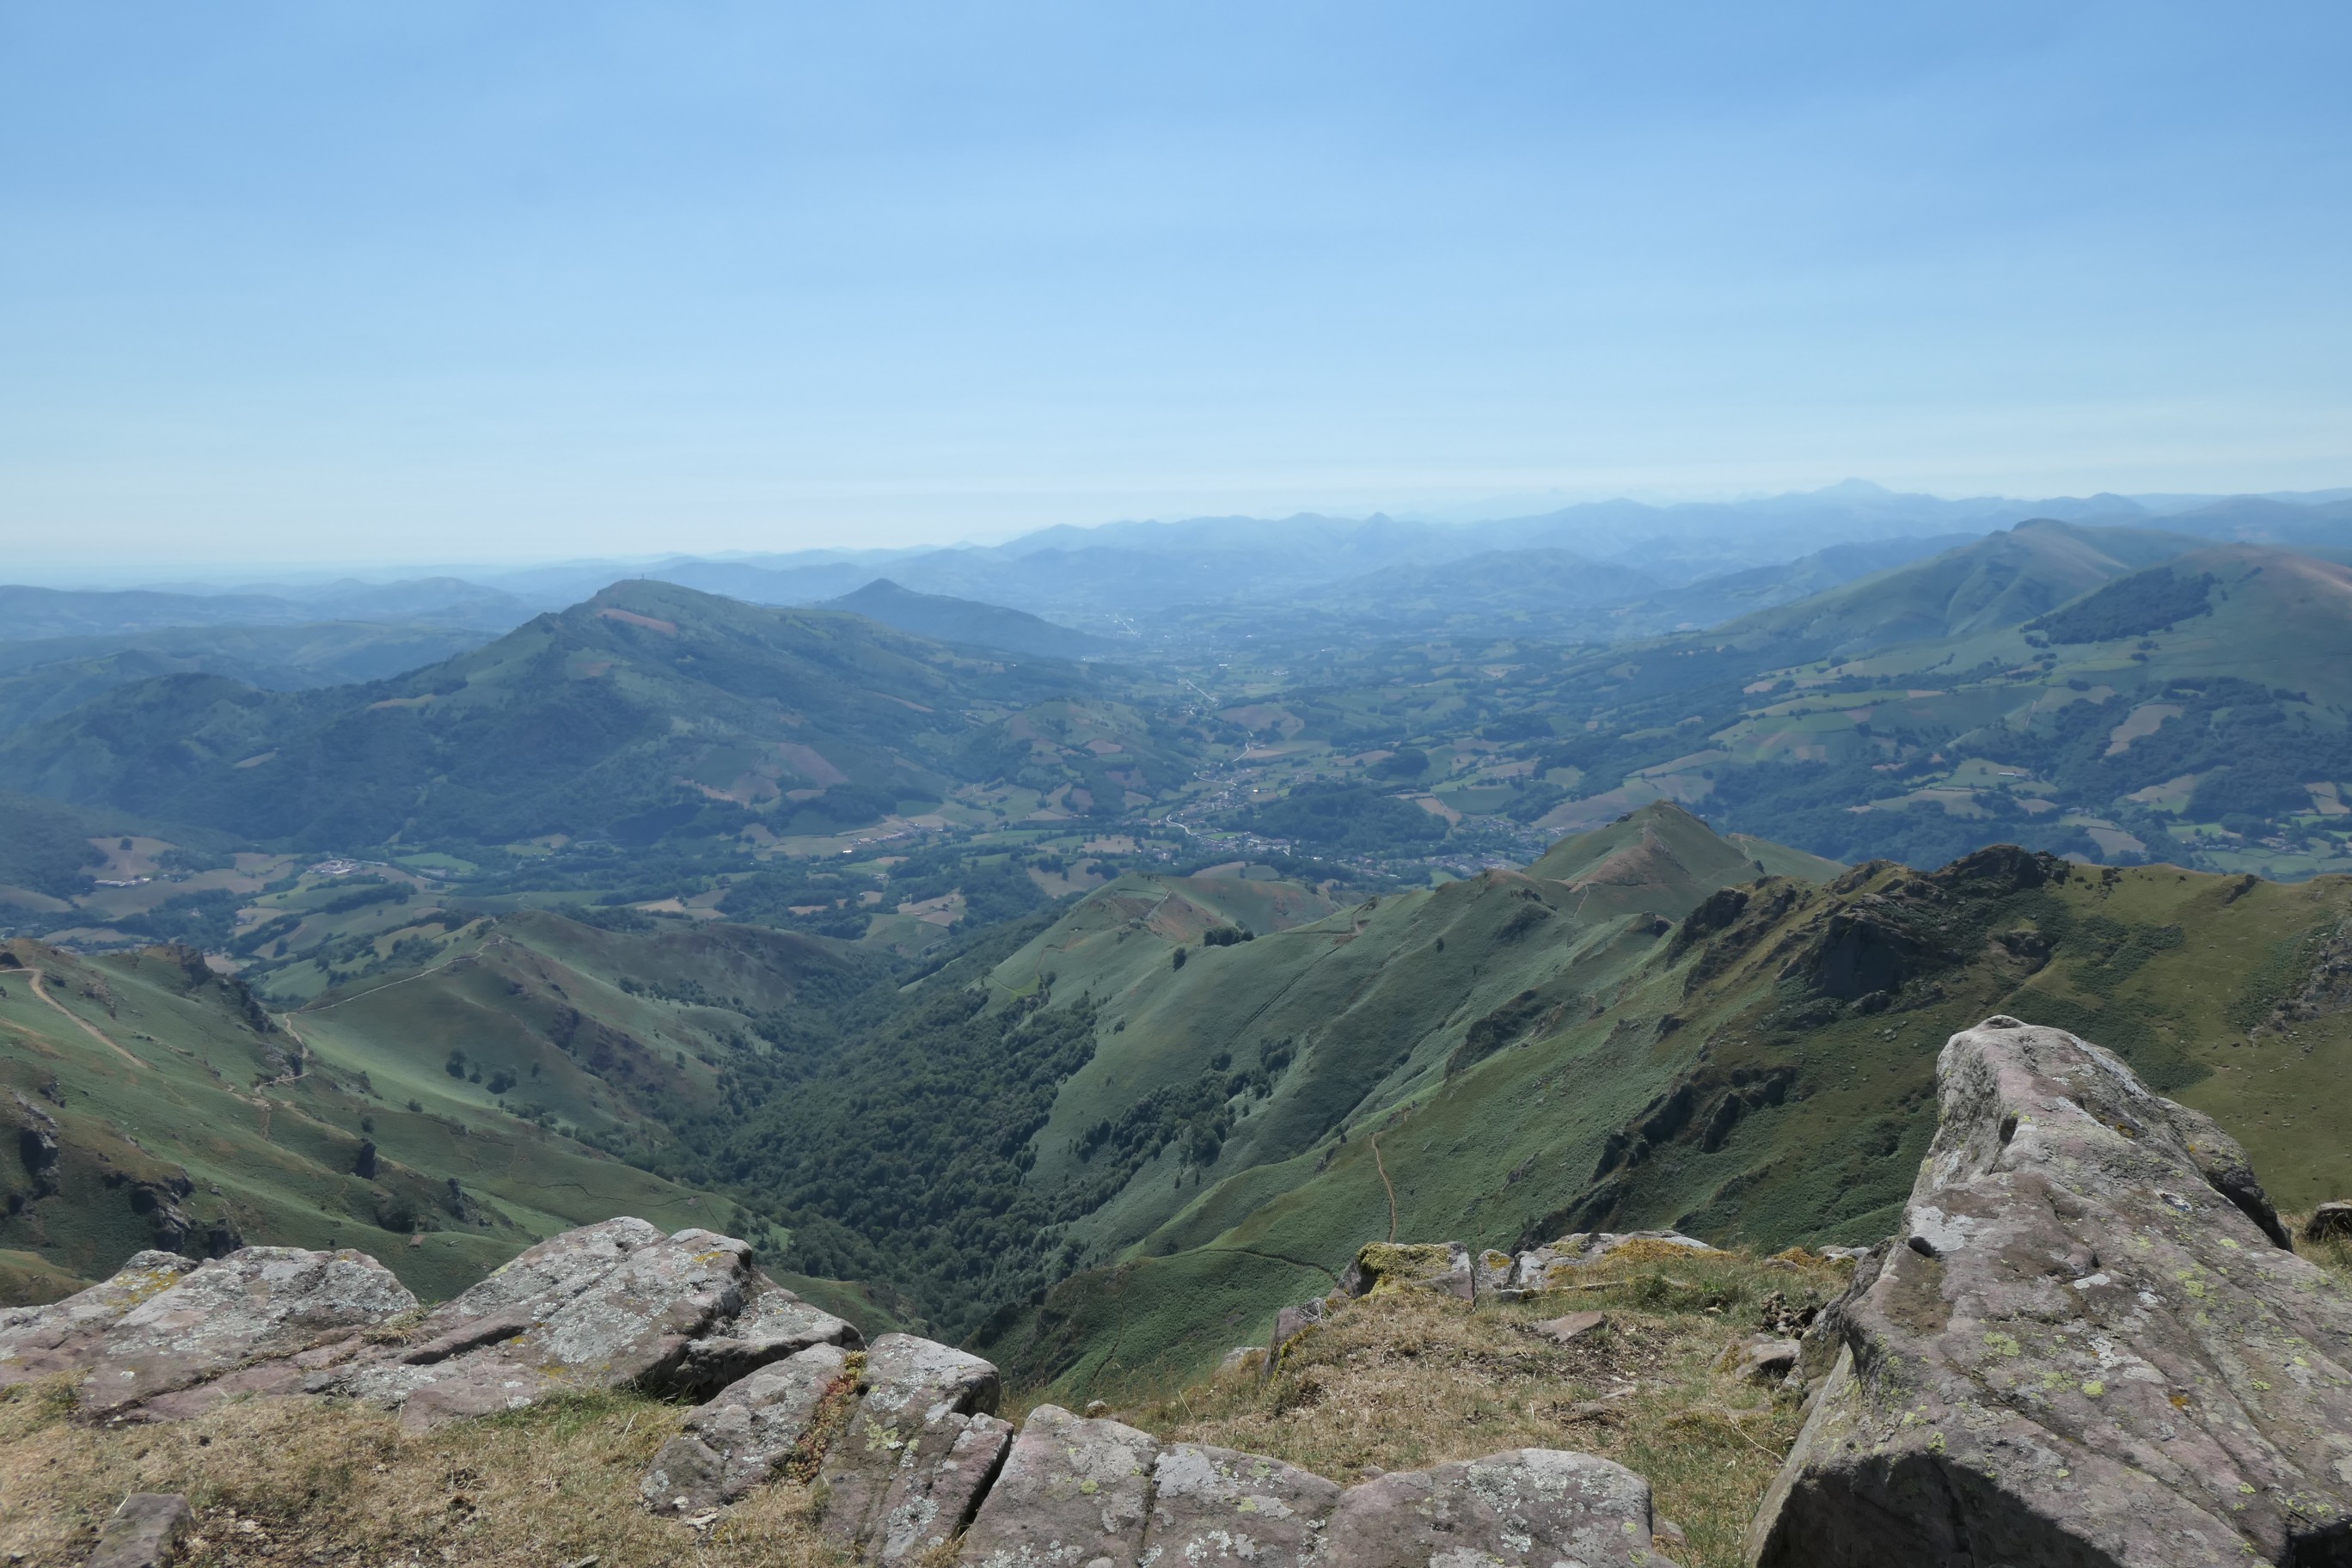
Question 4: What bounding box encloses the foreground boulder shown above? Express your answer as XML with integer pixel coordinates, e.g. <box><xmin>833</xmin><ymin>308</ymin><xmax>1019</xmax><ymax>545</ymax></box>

<box><xmin>956</xmin><ymin>1403</ymin><xmax>1161</xmax><ymax>1567</ymax></box>
<box><xmin>1</xmin><ymin>1220</ymin><xmax>857</xmax><ymax>1425</ymax></box>
<box><xmin>1147</xmin><ymin>1441</ymin><xmax>1344</xmax><ymax>1567</ymax></box>
<box><xmin>1325</xmin><ymin>1449</ymin><xmax>1667</xmax><ymax>1567</ymax></box>
<box><xmin>818</xmin><ymin>1333</ymin><xmax>1009</xmax><ymax>1564</ymax></box>
<box><xmin>85</xmin><ymin>1493</ymin><xmax>193</xmax><ymax>1568</ymax></box>
<box><xmin>9</xmin><ymin>1246</ymin><xmax>416</xmax><ymax>1418</ymax></box>
<box><xmin>318</xmin><ymin>1218</ymin><xmax>856</xmax><ymax>1429</ymax></box>
<box><xmin>641</xmin><ymin>1342</ymin><xmax>853</xmax><ymax>1511</ymax></box>
<box><xmin>0</xmin><ymin>1251</ymin><xmax>197</xmax><ymax>1387</ymax></box>
<box><xmin>1749</xmin><ymin>1017</ymin><xmax>2352</xmax><ymax>1567</ymax></box>
<box><xmin>954</xmin><ymin>1405</ymin><xmax>1661</xmax><ymax>1568</ymax></box>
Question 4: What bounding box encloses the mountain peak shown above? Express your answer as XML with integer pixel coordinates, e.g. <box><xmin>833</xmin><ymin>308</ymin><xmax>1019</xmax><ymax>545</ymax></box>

<box><xmin>822</xmin><ymin>579</ymin><xmax>1107</xmax><ymax>659</ymax></box>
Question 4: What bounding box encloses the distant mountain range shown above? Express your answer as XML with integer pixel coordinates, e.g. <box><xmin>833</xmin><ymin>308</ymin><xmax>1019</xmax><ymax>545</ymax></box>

<box><xmin>0</xmin><ymin>581</ymin><xmax>1167</xmax><ymax>853</ymax></box>
<box><xmin>26</xmin><ymin>480</ymin><xmax>2351</xmax><ymax>640</ymax></box>
<box><xmin>0</xmin><ymin>578</ymin><xmax>536</xmax><ymax>640</ymax></box>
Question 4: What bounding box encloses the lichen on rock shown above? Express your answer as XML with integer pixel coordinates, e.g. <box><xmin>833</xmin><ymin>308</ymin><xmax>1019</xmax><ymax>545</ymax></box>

<box><xmin>1749</xmin><ymin>1016</ymin><xmax>2352</xmax><ymax>1567</ymax></box>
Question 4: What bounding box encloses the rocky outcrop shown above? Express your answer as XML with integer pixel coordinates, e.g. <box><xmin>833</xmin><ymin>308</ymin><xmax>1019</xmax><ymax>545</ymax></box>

<box><xmin>1340</xmin><ymin>1240</ymin><xmax>1474</xmax><ymax>1301</ymax></box>
<box><xmin>4</xmin><ymin>1218</ymin><xmax>855</xmax><ymax>1429</ymax></box>
<box><xmin>2308</xmin><ymin>1201</ymin><xmax>2352</xmax><ymax>1243</ymax></box>
<box><xmin>1479</xmin><ymin>1230</ymin><xmax>1720</xmax><ymax>1299</ymax></box>
<box><xmin>11</xmin><ymin>1217</ymin><xmax>1676</xmax><ymax>1568</ymax></box>
<box><xmin>1322</xmin><ymin>1449</ymin><xmax>1667</xmax><ymax>1566</ymax></box>
<box><xmin>34</xmin><ymin>1246</ymin><xmax>414</xmax><ymax>1418</ymax></box>
<box><xmin>1749</xmin><ymin>1016</ymin><xmax>2352</xmax><ymax>1567</ymax></box>
<box><xmin>317</xmin><ymin>1218</ymin><xmax>856</xmax><ymax>1430</ymax></box>
<box><xmin>641</xmin><ymin>1343</ymin><xmax>852</xmax><ymax>1511</ymax></box>
<box><xmin>0</xmin><ymin>1250</ymin><xmax>196</xmax><ymax>1387</ymax></box>
<box><xmin>957</xmin><ymin>1403</ymin><xmax>1161</xmax><ymax>1567</ymax></box>
<box><xmin>818</xmin><ymin>1333</ymin><xmax>1008</xmax><ymax>1564</ymax></box>
<box><xmin>952</xmin><ymin>1406</ymin><xmax>1662</xmax><ymax>1568</ymax></box>
<box><xmin>10</xmin><ymin>1089</ymin><xmax>62</xmax><ymax>1199</ymax></box>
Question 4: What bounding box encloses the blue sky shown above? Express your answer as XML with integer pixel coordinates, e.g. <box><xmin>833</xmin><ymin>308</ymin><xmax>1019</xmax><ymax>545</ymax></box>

<box><xmin>3</xmin><ymin>2</ymin><xmax>2349</xmax><ymax>568</ymax></box>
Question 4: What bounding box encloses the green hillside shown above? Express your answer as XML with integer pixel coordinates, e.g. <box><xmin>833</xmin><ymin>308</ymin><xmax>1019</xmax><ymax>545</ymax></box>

<box><xmin>11</xmin><ymin>799</ymin><xmax>2349</xmax><ymax>1418</ymax></box>
<box><xmin>0</xmin><ymin>579</ymin><xmax>1186</xmax><ymax>856</ymax></box>
<box><xmin>1712</xmin><ymin>517</ymin><xmax>2202</xmax><ymax>656</ymax></box>
<box><xmin>1185</xmin><ymin>524</ymin><xmax>2352</xmax><ymax>882</ymax></box>
<box><xmin>0</xmin><ymin>622</ymin><xmax>492</xmax><ymax>735</ymax></box>
<box><xmin>975</xmin><ymin>817</ymin><xmax>2352</xmax><ymax>1402</ymax></box>
<box><xmin>689</xmin><ymin>800</ymin><xmax>1826</xmax><ymax>1354</ymax></box>
<box><xmin>0</xmin><ymin>916</ymin><xmax>908</xmax><ymax>1332</ymax></box>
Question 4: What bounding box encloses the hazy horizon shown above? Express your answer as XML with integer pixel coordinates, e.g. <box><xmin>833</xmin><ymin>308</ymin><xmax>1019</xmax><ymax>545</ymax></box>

<box><xmin>0</xmin><ymin>475</ymin><xmax>2345</xmax><ymax>590</ymax></box>
<box><xmin>6</xmin><ymin>3</ymin><xmax>2350</xmax><ymax>571</ymax></box>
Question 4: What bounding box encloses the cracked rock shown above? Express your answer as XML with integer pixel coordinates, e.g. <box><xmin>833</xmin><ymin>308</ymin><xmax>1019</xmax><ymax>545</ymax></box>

<box><xmin>642</xmin><ymin>1342</ymin><xmax>853</xmax><ymax>1511</ymax></box>
<box><xmin>1749</xmin><ymin>1017</ymin><xmax>2352</xmax><ymax>1567</ymax></box>
<box><xmin>319</xmin><ymin>1222</ymin><xmax>844</xmax><ymax>1430</ymax></box>
<box><xmin>69</xmin><ymin>1247</ymin><xmax>414</xmax><ymax>1418</ymax></box>
<box><xmin>818</xmin><ymin>1333</ymin><xmax>1005</xmax><ymax>1562</ymax></box>
<box><xmin>955</xmin><ymin>1403</ymin><xmax>1160</xmax><ymax>1568</ymax></box>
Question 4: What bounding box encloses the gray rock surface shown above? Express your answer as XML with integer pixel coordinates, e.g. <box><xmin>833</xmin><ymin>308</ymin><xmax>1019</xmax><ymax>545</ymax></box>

<box><xmin>867</xmin><ymin>1411</ymin><xmax>1014</xmax><ymax>1564</ymax></box>
<box><xmin>320</xmin><ymin>1224</ymin><xmax>849</xmax><ymax>1429</ymax></box>
<box><xmin>1749</xmin><ymin>1016</ymin><xmax>2352</xmax><ymax>1568</ymax></box>
<box><xmin>642</xmin><ymin>1342</ymin><xmax>852</xmax><ymax>1511</ymax></box>
<box><xmin>0</xmin><ymin>1252</ymin><xmax>197</xmax><ymax>1388</ymax></box>
<box><xmin>1734</xmin><ymin>1338</ymin><xmax>1800</xmax><ymax>1384</ymax></box>
<box><xmin>1320</xmin><ymin>1448</ymin><xmax>1666</xmax><ymax>1566</ymax></box>
<box><xmin>677</xmin><ymin>1280</ymin><xmax>862</xmax><ymax>1398</ymax></box>
<box><xmin>70</xmin><ymin>1247</ymin><xmax>417</xmax><ymax>1418</ymax></box>
<box><xmin>395</xmin><ymin>1216</ymin><xmax>665</xmax><ymax>1363</ymax></box>
<box><xmin>86</xmin><ymin>1492</ymin><xmax>192</xmax><ymax>1568</ymax></box>
<box><xmin>955</xmin><ymin>1403</ymin><xmax>1161</xmax><ymax>1568</ymax></box>
<box><xmin>818</xmin><ymin>1333</ymin><xmax>1005</xmax><ymax>1561</ymax></box>
<box><xmin>1144</xmin><ymin>1441</ymin><xmax>1342</xmax><ymax>1567</ymax></box>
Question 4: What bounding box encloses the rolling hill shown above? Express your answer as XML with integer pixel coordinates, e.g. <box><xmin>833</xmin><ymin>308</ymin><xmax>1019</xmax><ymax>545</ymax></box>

<box><xmin>822</xmin><ymin>578</ymin><xmax>1111</xmax><ymax>658</ymax></box>
<box><xmin>0</xmin><ymin>579</ymin><xmax>1185</xmax><ymax>855</ymax></box>
<box><xmin>0</xmin><ymin>623</ymin><xmax>494</xmax><ymax>737</ymax></box>
<box><xmin>0</xmin><ymin>579</ymin><xmax>534</xmax><ymax>640</ymax></box>
<box><xmin>1210</xmin><ymin>520</ymin><xmax>2352</xmax><ymax>881</ymax></box>
<box><xmin>0</xmin><ymin>912</ymin><xmax>910</xmax><ymax>1329</ymax></box>
<box><xmin>1706</xmin><ymin>517</ymin><xmax>2206</xmax><ymax>658</ymax></box>
<box><xmin>11</xmin><ymin>795</ymin><xmax>2349</xmax><ymax>1419</ymax></box>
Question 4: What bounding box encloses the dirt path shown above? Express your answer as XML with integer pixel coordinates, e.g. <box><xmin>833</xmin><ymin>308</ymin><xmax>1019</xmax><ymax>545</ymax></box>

<box><xmin>21</xmin><ymin>966</ymin><xmax>143</xmax><ymax>1070</ymax></box>
<box><xmin>1369</xmin><ymin>1131</ymin><xmax>1398</xmax><ymax>1241</ymax></box>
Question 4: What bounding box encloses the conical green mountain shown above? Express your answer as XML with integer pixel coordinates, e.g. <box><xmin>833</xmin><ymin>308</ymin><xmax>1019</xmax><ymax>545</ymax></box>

<box><xmin>0</xmin><ymin>580</ymin><xmax>1176</xmax><ymax>851</ymax></box>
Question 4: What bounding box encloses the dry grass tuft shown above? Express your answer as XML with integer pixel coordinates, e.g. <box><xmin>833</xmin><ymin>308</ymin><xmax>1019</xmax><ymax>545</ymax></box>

<box><xmin>2287</xmin><ymin>1214</ymin><xmax>2352</xmax><ymax>1284</ymax></box>
<box><xmin>1118</xmin><ymin>1247</ymin><xmax>1849</xmax><ymax>1568</ymax></box>
<box><xmin>0</xmin><ymin>1380</ymin><xmax>848</xmax><ymax>1568</ymax></box>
